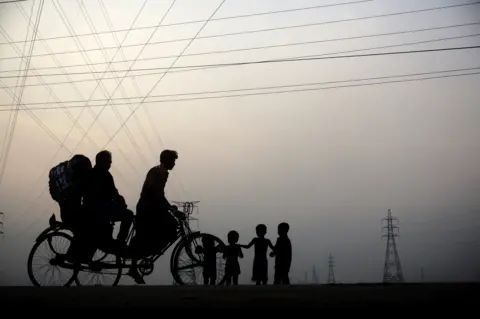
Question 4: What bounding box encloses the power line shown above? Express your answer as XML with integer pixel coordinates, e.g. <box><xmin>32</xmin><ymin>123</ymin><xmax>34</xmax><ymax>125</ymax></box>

<box><xmin>3</xmin><ymin>68</ymin><xmax>477</xmax><ymax>112</ymax></box>
<box><xmin>1</xmin><ymin>21</ymin><xmax>478</xmax><ymax>75</ymax></box>
<box><xmin>0</xmin><ymin>0</ymin><xmax>43</xmax><ymax>189</ymax></box>
<box><xmin>69</xmin><ymin>0</ymin><xmax>177</xmax><ymax>159</ymax></box>
<box><xmin>101</xmin><ymin>0</ymin><xmax>228</xmax><ymax>150</ymax></box>
<box><xmin>55</xmin><ymin>0</ymin><xmax>151</xmax><ymax>168</ymax></box>
<box><xmin>0</xmin><ymin>0</ymin><xmax>373</xmax><ymax>45</ymax></box>
<box><xmin>1</xmin><ymin>45</ymin><xmax>478</xmax><ymax>79</ymax></box>
<box><xmin>2</xmin><ymin>66</ymin><xmax>478</xmax><ymax>108</ymax></box>
<box><xmin>0</xmin><ymin>0</ymin><xmax>28</xmax><ymax>4</ymax></box>
<box><xmin>95</xmin><ymin>0</ymin><xmax>166</xmax><ymax>166</ymax></box>
<box><xmin>0</xmin><ymin>2</ymin><xmax>477</xmax><ymax>59</ymax></box>
<box><xmin>1</xmin><ymin>32</ymin><xmax>478</xmax><ymax>90</ymax></box>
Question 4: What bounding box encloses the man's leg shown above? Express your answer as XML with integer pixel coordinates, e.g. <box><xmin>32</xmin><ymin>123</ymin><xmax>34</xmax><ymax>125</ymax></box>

<box><xmin>282</xmin><ymin>272</ymin><xmax>290</xmax><ymax>285</ymax></box>
<box><xmin>116</xmin><ymin>208</ymin><xmax>133</xmax><ymax>244</ymax></box>
<box><xmin>127</xmin><ymin>233</ymin><xmax>146</xmax><ymax>284</ymax></box>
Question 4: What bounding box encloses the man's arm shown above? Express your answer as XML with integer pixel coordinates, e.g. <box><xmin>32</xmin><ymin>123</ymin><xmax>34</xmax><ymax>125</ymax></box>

<box><xmin>143</xmin><ymin>167</ymin><xmax>172</xmax><ymax>208</ymax></box>
<box><xmin>107</xmin><ymin>172</ymin><xmax>125</xmax><ymax>205</ymax></box>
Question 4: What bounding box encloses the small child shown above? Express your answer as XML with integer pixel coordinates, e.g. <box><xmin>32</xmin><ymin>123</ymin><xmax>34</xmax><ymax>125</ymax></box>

<box><xmin>223</xmin><ymin>230</ymin><xmax>243</xmax><ymax>286</ymax></box>
<box><xmin>270</xmin><ymin>222</ymin><xmax>292</xmax><ymax>285</ymax></box>
<box><xmin>241</xmin><ymin>224</ymin><xmax>274</xmax><ymax>285</ymax></box>
<box><xmin>196</xmin><ymin>236</ymin><xmax>220</xmax><ymax>285</ymax></box>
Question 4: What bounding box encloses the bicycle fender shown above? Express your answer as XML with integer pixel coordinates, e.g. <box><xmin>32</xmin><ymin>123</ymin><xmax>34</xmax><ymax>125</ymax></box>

<box><xmin>35</xmin><ymin>227</ymin><xmax>55</xmax><ymax>242</ymax></box>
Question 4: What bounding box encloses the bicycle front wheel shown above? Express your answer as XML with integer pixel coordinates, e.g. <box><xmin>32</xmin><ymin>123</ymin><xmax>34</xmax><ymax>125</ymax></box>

<box><xmin>171</xmin><ymin>233</ymin><xmax>226</xmax><ymax>285</ymax></box>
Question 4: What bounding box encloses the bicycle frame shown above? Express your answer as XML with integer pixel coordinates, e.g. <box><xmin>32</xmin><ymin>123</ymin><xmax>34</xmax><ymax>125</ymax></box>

<box><xmin>122</xmin><ymin>209</ymin><xmax>200</xmax><ymax>267</ymax></box>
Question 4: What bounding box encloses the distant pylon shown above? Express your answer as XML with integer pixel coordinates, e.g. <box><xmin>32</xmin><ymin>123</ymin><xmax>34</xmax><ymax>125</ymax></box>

<box><xmin>382</xmin><ymin>209</ymin><xmax>404</xmax><ymax>283</ymax></box>
<box><xmin>0</xmin><ymin>212</ymin><xmax>4</xmax><ymax>239</ymax></box>
<box><xmin>312</xmin><ymin>265</ymin><xmax>318</xmax><ymax>284</ymax></box>
<box><xmin>327</xmin><ymin>253</ymin><xmax>336</xmax><ymax>284</ymax></box>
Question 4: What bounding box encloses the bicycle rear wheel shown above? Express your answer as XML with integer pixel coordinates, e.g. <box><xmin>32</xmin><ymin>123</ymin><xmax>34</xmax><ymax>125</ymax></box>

<box><xmin>171</xmin><ymin>233</ymin><xmax>226</xmax><ymax>285</ymax></box>
<box><xmin>27</xmin><ymin>231</ymin><xmax>76</xmax><ymax>287</ymax></box>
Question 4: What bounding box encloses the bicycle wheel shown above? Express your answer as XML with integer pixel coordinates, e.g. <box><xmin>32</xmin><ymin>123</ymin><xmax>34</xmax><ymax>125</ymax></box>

<box><xmin>171</xmin><ymin>233</ymin><xmax>226</xmax><ymax>285</ymax></box>
<box><xmin>27</xmin><ymin>231</ymin><xmax>77</xmax><ymax>287</ymax></box>
<box><xmin>73</xmin><ymin>248</ymin><xmax>123</xmax><ymax>286</ymax></box>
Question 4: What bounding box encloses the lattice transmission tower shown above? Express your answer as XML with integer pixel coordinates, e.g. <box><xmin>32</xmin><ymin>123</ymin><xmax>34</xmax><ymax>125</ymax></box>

<box><xmin>327</xmin><ymin>253</ymin><xmax>336</xmax><ymax>284</ymax></box>
<box><xmin>312</xmin><ymin>265</ymin><xmax>318</xmax><ymax>284</ymax></box>
<box><xmin>382</xmin><ymin>209</ymin><xmax>404</xmax><ymax>283</ymax></box>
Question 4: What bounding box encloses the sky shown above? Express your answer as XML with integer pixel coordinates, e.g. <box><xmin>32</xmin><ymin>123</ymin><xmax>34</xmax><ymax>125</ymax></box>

<box><xmin>0</xmin><ymin>0</ymin><xmax>479</xmax><ymax>286</ymax></box>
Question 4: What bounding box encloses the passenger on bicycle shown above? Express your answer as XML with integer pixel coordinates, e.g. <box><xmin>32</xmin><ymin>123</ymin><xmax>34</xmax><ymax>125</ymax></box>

<box><xmin>48</xmin><ymin>154</ymin><xmax>92</xmax><ymax>228</ymax></box>
<box><xmin>49</xmin><ymin>154</ymin><xmax>94</xmax><ymax>263</ymax></box>
<box><xmin>83</xmin><ymin>150</ymin><xmax>134</xmax><ymax>252</ymax></box>
<box><xmin>128</xmin><ymin>149</ymin><xmax>183</xmax><ymax>284</ymax></box>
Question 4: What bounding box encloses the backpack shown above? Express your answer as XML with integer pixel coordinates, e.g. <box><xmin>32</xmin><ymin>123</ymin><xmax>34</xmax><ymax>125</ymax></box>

<box><xmin>48</xmin><ymin>155</ymin><xmax>92</xmax><ymax>203</ymax></box>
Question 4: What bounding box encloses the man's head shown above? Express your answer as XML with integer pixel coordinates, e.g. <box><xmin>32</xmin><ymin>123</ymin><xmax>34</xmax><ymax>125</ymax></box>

<box><xmin>95</xmin><ymin>150</ymin><xmax>112</xmax><ymax>170</ymax></box>
<box><xmin>160</xmin><ymin>149</ymin><xmax>178</xmax><ymax>170</ymax></box>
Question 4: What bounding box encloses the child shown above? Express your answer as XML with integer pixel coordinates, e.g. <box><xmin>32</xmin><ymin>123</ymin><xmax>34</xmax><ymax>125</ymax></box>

<box><xmin>241</xmin><ymin>224</ymin><xmax>274</xmax><ymax>285</ymax></box>
<box><xmin>223</xmin><ymin>230</ymin><xmax>243</xmax><ymax>286</ymax></box>
<box><xmin>270</xmin><ymin>222</ymin><xmax>291</xmax><ymax>285</ymax></box>
<box><xmin>196</xmin><ymin>236</ymin><xmax>220</xmax><ymax>285</ymax></box>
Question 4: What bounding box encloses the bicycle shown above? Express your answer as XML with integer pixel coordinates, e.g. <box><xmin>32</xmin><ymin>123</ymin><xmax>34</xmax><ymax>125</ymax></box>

<box><xmin>27</xmin><ymin>203</ymin><xmax>227</xmax><ymax>286</ymax></box>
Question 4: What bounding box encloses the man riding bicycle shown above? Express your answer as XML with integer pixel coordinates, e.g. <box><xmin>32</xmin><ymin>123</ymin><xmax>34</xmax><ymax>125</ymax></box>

<box><xmin>128</xmin><ymin>149</ymin><xmax>183</xmax><ymax>284</ymax></box>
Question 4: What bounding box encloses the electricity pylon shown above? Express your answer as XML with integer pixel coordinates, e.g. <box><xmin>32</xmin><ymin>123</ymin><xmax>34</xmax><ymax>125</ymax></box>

<box><xmin>327</xmin><ymin>253</ymin><xmax>336</xmax><ymax>284</ymax></box>
<box><xmin>0</xmin><ymin>212</ymin><xmax>4</xmax><ymax>239</ymax></box>
<box><xmin>382</xmin><ymin>209</ymin><xmax>404</xmax><ymax>283</ymax></box>
<box><xmin>312</xmin><ymin>265</ymin><xmax>318</xmax><ymax>284</ymax></box>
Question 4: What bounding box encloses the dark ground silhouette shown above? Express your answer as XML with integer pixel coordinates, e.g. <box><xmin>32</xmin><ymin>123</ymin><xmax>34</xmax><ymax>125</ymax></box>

<box><xmin>0</xmin><ymin>284</ymin><xmax>477</xmax><ymax>308</ymax></box>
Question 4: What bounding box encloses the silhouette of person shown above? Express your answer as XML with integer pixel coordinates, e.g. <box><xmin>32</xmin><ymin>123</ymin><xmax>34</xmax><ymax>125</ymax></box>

<box><xmin>270</xmin><ymin>222</ymin><xmax>292</xmax><ymax>285</ymax></box>
<box><xmin>223</xmin><ymin>230</ymin><xmax>243</xmax><ymax>286</ymax></box>
<box><xmin>129</xmin><ymin>149</ymin><xmax>183</xmax><ymax>284</ymax></box>
<box><xmin>196</xmin><ymin>236</ymin><xmax>220</xmax><ymax>285</ymax></box>
<box><xmin>241</xmin><ymin>224</ymin><xmax>274</xmax><ymax>285</ymax></box>
<box><xmin>83</xmin><ymin>150</ymin><xmax>133</xmax><ymax>252</ymax></box>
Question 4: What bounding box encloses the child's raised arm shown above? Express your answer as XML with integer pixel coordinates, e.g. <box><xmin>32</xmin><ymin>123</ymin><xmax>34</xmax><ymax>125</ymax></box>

<box><xmin>239</xmin><ymin>238</ymin><xmax>255</xmax><ymax>249</ymax></box>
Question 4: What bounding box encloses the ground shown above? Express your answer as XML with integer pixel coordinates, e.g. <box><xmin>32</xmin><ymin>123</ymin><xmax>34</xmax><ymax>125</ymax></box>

<box><xmin>0</xmin><ymin>283</ymin><xmax>477</xmax><ymax>308</ymax></box>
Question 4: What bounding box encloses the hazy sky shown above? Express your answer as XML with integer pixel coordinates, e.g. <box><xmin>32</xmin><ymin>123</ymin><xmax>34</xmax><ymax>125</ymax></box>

<box><xmin>0</xmin><ymin>0</ymin><xmax>479</xmax><ymax>286</ymax></box>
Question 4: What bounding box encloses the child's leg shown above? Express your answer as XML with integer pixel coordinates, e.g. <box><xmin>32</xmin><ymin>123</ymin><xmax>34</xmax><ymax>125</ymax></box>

<box><xmin>233</xmin><ymin>275</ymin><xmax>238</xmax><ymax>285</ymax></box>
<box><xmin>255</xmin><ymin>280</ymin><xmax>261</xmax><ymax>285</ymax></box>
<box><xmin>274</xmin><ymin>270</ymin><xmax>281</xmax><ymax>285</ymax></box>
<box><xmin>225</xmin><ymin>275</ymin><xmax>231</xmax><ymax>286</ymax></box>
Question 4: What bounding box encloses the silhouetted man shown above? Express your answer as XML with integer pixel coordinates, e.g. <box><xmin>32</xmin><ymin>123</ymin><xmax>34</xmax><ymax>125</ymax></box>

<box><xmin>83</xmin><ymin>150</ymin><xmax>133</xmax><ymax>249</ymax></box>
<box><xmin>128</xmin><ymin>149</ymin><xmax>182</xmax><ymax>284</ymax></box>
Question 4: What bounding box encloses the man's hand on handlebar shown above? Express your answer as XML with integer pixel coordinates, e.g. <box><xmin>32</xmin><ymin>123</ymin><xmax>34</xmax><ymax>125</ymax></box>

<box><xmin>170</xmin><ymin>205</ymin><xmax>186</xmax><ymax>219</ymax></box>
